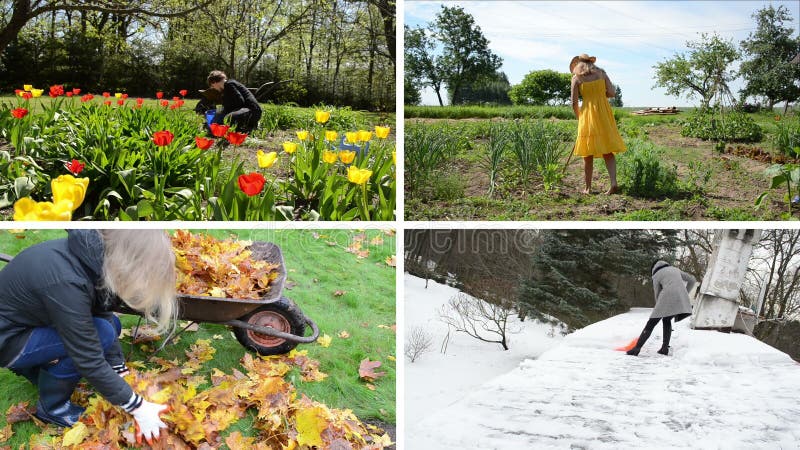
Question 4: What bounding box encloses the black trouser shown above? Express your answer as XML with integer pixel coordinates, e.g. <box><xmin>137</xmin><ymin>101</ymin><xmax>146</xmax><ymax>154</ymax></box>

<box><xmin>221</xmin><ymin>107</ymin><xmax>262</xmax><ymax>133</ymax></box>
<box><xmin>634</xmin><ymin>317</ymin><xmax>672</xmax><ymax>351</ymax></box>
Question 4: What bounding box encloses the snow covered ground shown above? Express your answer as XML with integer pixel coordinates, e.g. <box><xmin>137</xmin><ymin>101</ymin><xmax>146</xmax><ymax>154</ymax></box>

<box><xmin>404</xmin><ymin>274</ymin><xmax>565</xmax><ymax>428</ymax></box>
<box><xmin>407</xmin><ymin>305</ymin><xmax>800</xmax><ymax>449</ymax></box>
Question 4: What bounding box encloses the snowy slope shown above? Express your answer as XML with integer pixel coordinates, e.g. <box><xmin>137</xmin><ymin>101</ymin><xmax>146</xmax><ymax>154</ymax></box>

<box><xmin>404</xmin><ymin>274</ymin><xmax>565</xmax><ymax>428</ymax></box>
<box><xmin>407</xmin><ymin>307</ymin><xmax>800</xmax><ymax>450</ymax></box>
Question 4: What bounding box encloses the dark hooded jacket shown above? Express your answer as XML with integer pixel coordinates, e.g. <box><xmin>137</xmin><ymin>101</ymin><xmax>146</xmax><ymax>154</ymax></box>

<box><xmin>0</xmin><ymin>230</ymin><xmax>133</xmax><ymax>405</ymax></box>
<box><xmin>221</xmin><ymin>79</ymin><xmax>261</xmax><ymax>116</ymax></box>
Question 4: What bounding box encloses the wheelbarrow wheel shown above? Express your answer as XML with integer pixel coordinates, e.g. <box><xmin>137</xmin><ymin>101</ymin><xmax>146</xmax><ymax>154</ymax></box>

<box><xmin>233</xmin><ymin>296</ymin><xmax>306</xmax><ymax>355</ymax></box>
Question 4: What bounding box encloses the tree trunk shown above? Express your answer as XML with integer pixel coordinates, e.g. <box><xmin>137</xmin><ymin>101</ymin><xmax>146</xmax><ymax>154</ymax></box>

<box><xmin>0</xmin><ymin>0</ymin><xmax>33</xmax><ymax>55</ymax></box>
<box><xmin>435</xmin><ymin>87</ymin><xmax>443</xmax><ymax>107</ymax></box>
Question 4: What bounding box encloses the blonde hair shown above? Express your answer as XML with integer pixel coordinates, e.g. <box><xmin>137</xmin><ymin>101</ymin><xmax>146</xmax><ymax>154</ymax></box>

<box><xmin>572</xmin><ymin>61</ymin><xmax>598</xmax><ymax>77</ymax></box>
<box><xmin>99</xmin><ymin>230</ymin><xmax>177</xmax><ymax>333</ymax></box>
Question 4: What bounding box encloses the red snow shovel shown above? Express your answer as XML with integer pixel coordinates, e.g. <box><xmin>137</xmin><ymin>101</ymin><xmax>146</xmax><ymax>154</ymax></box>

<box><xmin>615</xmin><ymin>338</ymin><xmax>638</xmax><ymax>351</ymax></box>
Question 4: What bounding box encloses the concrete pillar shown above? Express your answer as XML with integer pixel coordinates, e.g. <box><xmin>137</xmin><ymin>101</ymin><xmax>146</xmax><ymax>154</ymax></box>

<box><xmin>691</xmin><ymin>229</ymin><xmax>761</xmax><ymax>331</ymax></box>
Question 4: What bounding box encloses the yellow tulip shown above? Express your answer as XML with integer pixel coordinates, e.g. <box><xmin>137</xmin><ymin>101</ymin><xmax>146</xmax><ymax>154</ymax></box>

<box><xmin>339</xmin><ymin>150</ymin><xmax>356</xmax><ymax>164</ymax></box>
<box><xmin>13</xmin><ymin>198</ymin><xmax>72</xmax><ymax>221</ymax></box>
<box><xmin>283</xmin><ymin>142</ymin><xmax>298</xmax><ymax>154</ymax></box>
<box><xmin>51</xmin><ymin>175</ymin><xmax>89</xmax><ymax>212</ymax></box>
<box><xmin>392</xmin><ymin>151</ymin><xmax>396</xmax><ymax>165</ymax></box>
<box><xmin>257</xmin><ymin>150</ymin><xmax>278</xmax><ymax>168</ymax></box>
<box><xmin>315</xmin><ymin>110</ymin><xmax>331</xmax><ymax>124</ymax></box>
<box><xmin>345</xmin><ymin>132</ymin><xmax>359</xmax><ymax>144</ymax></box>
<box><xmin>322</xmin><ymin>150</ymin><xmax>338</xmax><ymax>164</ymax></box>
<box><xmin>115</xmin><ymin>93</ymin><xmax>123</xmax><ymax>99</ymax></box>
<box><xmin>23</xmin><ymin>84</ymin><xmax>33</xmax><ymax>91</ymax></box>
<box><xmin>31</xmin><ymin>89</ymin><xmax>43</xmax><ymax>98</ymax></box>
<box><xmin>357</xmin><ymin>130</ymin><xmax>372</xmax><ymax>142</ymax></box>
<box><xmin>296</xmin><ymin>130</ymin><xmax>309</xmax><ymax>141</ymax></box>
<box><xmin>375</xmin><ymin>126</ymin><xmax>391</xmax><ymax>139</ymax></box>
<box><xmin>325</xmin><ymin>130</ymin><xmax>338</xmax><ymax>142</ymax></box>
<box><xmin>347</xmin><ymin>166</ymin><xmax>372</xmax><ymax>185</ymax></box>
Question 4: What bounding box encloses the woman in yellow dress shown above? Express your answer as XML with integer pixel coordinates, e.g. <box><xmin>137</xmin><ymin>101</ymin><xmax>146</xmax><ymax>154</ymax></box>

<box><xmin>570</xmin><ymin>54</ymin><xmax>626</xmax><ymax>194</ymax></box>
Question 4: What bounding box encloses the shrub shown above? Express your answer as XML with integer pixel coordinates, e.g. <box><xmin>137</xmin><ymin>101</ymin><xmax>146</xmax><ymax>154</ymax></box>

<box><xmin>617</xmin><ymin>139</ymin><xmax>680</xmax><ymax>197</ymax></box>
<box><xmin>680</xmin><ymin>108</ymin><xmax>763</xmax><ymax>143</ymax></box>
<box><xmin>772</xmin><ymin>116</ymin><xmax>800</xmax><ymax>157</ymax></box>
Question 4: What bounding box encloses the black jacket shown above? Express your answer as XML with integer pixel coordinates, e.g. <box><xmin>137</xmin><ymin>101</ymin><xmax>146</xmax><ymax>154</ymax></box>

<box><xmin>0</xmin><ymin>230</ymin><xmax>132</xmax><ymax>405</ymax></box>
<box><xmin>221</xmin><ymin>79</ymin><xmax>261</xmax><ymax>116</ymax></box>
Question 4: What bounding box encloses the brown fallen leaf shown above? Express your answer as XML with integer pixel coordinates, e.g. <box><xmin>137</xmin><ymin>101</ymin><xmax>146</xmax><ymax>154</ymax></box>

<box><xmin>337</xmin><ymin>331</ymin><xmax>350</xmax><ymax>339</ymax></box>
<box><xmin>384</xmin><ymin>256</ymin><xmax>396</xmax><ymax>267</ymax></box>
<box><xmin>358</xmin><ymin>359</ymin><xmax>386</xmax><ymax>382</ymax></box>
<box><xmin>370</xmin><ymin>236</ymin><xmax>384</xmax><ymax>246</ymax></box>
<box><xmin>6</xmin><ymin>401</ymin><xmax>34</xmax><ymax>424</ymax></box>
<box><xmin>0</xmin><ymin>424</ymin><xmax>12</xmax><ymax>443</ymax></box>
<box><xmin>365</xmin><ymin>383</ymin><xmax>376</xmax><ymax>391</ymax></box>
<box><xmin>333</xmin><ymin>290</ymin><xmax>346</xmax><ymax>297</ymax></box>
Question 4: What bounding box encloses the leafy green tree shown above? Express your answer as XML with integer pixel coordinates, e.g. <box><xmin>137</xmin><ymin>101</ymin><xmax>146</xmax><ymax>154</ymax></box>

<box><xmin>739</xmin><ymin>5</ymin><xmax>800</xmax><ymax>112</ymax></box>
<box><xmin>508</xmin><ymin>69</ymin><xmax>571</xmax><ymax>105</ymax></box>
<box><xmin>609</xmin><ymin>84</ymin><xmax>623</xmax><ymax>107</ymax></box>
<box><xmin>517</xmin><ymin>230</ymin><xmax>678</xmax><ymax>330</ymax></box>
<box><xmin>404</xmin><ymin>25</ymin><xmax>447</xmax><ymax>106</ymax></box>
<box><xmin>653</xmin><ymin>33</ymin><xmax>740</xmax><ymax>109</ymax></box>
<box><xmin>434</xmin><ymin>5</ymin><xmax>502</xmax><ymax>105</ymax></box>
<box><xmin>404</xmin><ymin>76</ymin><xmax>421</xmax><ymax>105</ymax></box>
<box><xmin>457</xmin><ymin>71</ymin><xmax>511</xmax><ymax>105</ymax></box>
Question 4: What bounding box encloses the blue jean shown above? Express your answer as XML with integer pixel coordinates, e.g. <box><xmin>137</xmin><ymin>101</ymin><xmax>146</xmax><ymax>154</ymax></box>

<box><xmin>8</xmin><ymin>316</ymin><xmax>121</xmax><ymax>380</ymax></box>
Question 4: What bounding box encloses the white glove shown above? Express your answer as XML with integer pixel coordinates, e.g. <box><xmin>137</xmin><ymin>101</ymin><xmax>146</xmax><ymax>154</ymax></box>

<box><xmin>130</xmin><ymin>399</ymin><xmax>169</xmax><ymax>445</ymax></box>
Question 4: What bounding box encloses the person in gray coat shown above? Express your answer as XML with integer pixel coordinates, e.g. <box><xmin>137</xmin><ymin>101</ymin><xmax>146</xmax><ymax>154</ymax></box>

<box><xmin>0</xmin><ymin>230</ymin><xmax>175</xmax><ymax>444</ymax></box>
<box><xmin>627</xmin><ymin>260</ymin><xmax>696</xmax><ymax>356</ymax></box>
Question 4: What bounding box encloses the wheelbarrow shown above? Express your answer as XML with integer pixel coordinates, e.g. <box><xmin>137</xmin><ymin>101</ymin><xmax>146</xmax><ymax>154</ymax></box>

<box><xmin>0</xmin><ymin>242</ymin><xmax>320</xmax><ymax>356</ymax></box>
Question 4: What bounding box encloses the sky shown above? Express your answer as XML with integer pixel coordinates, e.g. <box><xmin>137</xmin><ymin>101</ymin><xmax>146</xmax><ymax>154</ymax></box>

<box><xmin>404</xmin><ymin>1</ymin><xmax>800</xmax><ymax>107</ymax></box>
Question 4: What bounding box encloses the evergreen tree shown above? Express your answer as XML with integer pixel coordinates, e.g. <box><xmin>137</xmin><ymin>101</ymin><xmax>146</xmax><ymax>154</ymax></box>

<box><xmin>518</xmin><ymin>230</ymin><xmax>678</xmax><ymax>330</ymax></box>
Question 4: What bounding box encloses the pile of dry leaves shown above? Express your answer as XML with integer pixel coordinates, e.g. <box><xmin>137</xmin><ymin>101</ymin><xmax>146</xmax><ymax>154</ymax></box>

<box><xmin>10</xmin><ymin>340</ymin><xmax>390</xmax><ymax>449</ymax></box>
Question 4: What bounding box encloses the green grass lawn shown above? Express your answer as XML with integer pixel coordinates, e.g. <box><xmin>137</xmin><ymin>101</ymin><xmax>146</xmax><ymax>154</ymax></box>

<box><xmin>0</xmin><ymin>228</ymin><xmax>396</xmax><ymax>448</ymax></box>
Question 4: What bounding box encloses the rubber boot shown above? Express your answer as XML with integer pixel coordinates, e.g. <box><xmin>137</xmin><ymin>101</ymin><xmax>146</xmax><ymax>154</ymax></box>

<box><xmin>626</xmin><ymin>320</ymin><xmax>658</xmax><ymax>356</ymax></box>
<box><xmin>658</xmin><ymin>321</ymin><xmax>672</xmax><ymax>355</ymax></box>
<box><xmin>34</xmin><ymin>370</ymin><xmax>84</xmax><ymax>427</ymax></box>
<box><xmin>11</xmin><ymin>366</ymin><xmax>40</xmax><ymax>385</ymax></box>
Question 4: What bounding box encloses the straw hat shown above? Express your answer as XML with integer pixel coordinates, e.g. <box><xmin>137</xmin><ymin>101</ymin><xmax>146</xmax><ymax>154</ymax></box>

<box><xmin>570</xmin><ymin>54</ymin><xmax>597</xmax><ymax>73</ymax></box>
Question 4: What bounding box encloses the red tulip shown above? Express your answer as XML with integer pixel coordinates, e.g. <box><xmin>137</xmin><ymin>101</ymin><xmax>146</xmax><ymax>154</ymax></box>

<box><xmin>179</xmin><ymin>89</ymin><xmax>188</xmax><ymax>97</ymax></box>
<box><xmin>81</xmin><ymin>94</ymin><xmax>94</xmax><ymax>102</ymax></box>
<box><xmin>156</xmin><ymin>91</ymin><xmax>164</xmax><ymax>99</ymax></box>
<box><xmin>136</xmin><ymin>98</ymin><xmax>144</xmax><ymax>105</ymax></box>
<box><xmin>64</xmin><ymin>159</ymin><xmax>85</xmax><ymax>175</ymax></box>
<box><xmin>210</xmin><ymin>123</ymin><xmax>230</xmax><ymax>137</ymax></box>
<box><xmin>103</xmin><ymin>100</ymin><xmax>112</xmax><ymax>106</ymax></box>
<box><xmin>66</xmin><ymin>92</ymin><xmax>73</xmax><ymax>97</ymax></box>
<box><xmin>160</xmin><ymin>100</ymin><xmax>169</xmax><ymax>107</ymax></box>
<box><xmin>152</xmin><ymin>130</ymin><xmax>174</xmax><ymax>146</ymax></box>
<box><xmin>72</xmin><ymin>88</ymin><xmax>81</xmax><ymax>95</ymax></box>
<box><xmin>117</xmin><ymin>99</ymin><xmax>125</xmax><ymax>106</ymax></box>
<box><xmin>14</xmin><ymin>89</ymin><xmax>21</xmax><ymax>95</ymax></box>
<box><xmin>11</xmin><ymin>108</ymin><xmax>28</xmax><ymax>119</ymax></box>
<box><xmin>102</xmin><ymin>92</ymin><xmax>110</xmax><ymax>97</ymax></box>
<box><xmin>225</xmin><ymin>132</ymin><xmax>248</xmax><ymax>146</ymax></box>
<box><xmin>172</xmin><ymin>96</ymin><xmax>180</xmax><ymax>102</ymax></box>
<box><xmin>22</xmin><ymin>92</ymin><xmax>32</xmax><ymax>100</ymax></box>
<box><xmin>49</xmin><ymin>85</ymin><xmax>64</xmax><ymax>97</ymax></box>
<box><xmin>122</xmin><ymin>93</ymin><xmax>128</xmax><ymax>99</ymax></box>
<box><xmin>195</xmin><ymin>136</ymin><xmax>215</xmax><ymax>150</ymax></box>
<box><xmin>238</xmin><ymin>172</ymin><xmax>266</xmax><ymax>196</ymax></box>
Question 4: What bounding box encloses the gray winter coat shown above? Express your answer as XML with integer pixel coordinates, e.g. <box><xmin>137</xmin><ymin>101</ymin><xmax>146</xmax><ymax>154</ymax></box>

<box><xmin>0</xmin><ymin>230</ymin><xmax>133</xmax><ymax>405</ymax></box>
<box><xmin>650</xmin><ymin>261</ymin><xmax>696</xmax><ymax>321</ymax></box>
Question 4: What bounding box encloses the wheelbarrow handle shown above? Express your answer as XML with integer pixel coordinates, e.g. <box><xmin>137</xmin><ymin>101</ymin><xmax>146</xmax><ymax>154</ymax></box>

<box><xmin>225</xmin><ymin>316</ymin><xmax>321</xmax><ymax>344</ymax></box>
<box><xmin>0</xmin><ymin>253</ymin><xmax>13</xmax><ymax>263</ymax></box>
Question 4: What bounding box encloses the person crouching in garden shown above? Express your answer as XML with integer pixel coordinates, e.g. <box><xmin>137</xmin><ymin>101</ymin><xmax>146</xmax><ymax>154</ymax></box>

<box><xmin>0</xmin><ymin>230</ymin><xmax>175</xmax><ymax>444</ymax></box>
<box><xmin>570</xmin><ymin>54</ymin><xmax>626</xmax><ymax>195</ymax></box>
<box><xmin>627</xmin><ymin>260</ymin><xmax>696</xmax><ymax>357</ymax></box>
<box><xmin>206</xmin><ymin>70</ymin><xmax>263</xmax><ymax>134</ymax></box>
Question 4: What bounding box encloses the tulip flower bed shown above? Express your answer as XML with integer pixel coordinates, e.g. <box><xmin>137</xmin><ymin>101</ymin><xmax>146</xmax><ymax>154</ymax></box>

<box><xmin>0</xmin><ymin>86</ymin><xmax>396</xmax><ymax>221</ymax></box>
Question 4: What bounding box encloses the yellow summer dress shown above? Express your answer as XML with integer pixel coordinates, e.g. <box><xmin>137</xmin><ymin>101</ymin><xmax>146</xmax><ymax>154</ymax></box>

<box><xmin>574</xmin><ymin>78</ymin><xmax>626</xmax><ymax>157</ymax></box>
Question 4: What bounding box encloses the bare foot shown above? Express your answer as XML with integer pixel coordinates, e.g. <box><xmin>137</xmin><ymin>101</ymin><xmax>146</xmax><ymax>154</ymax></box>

<box><xmin>605</xmin><ymin>185</ymin><xmax>620</xmax><ymax>195</ymax></box>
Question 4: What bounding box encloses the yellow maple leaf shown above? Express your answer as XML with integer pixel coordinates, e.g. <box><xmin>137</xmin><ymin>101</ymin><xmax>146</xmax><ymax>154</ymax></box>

<box><xmin>0</xmin><ymin>423</ymin><xmax>13</xmax><ymax>442</ymax></box>
<box><xmin>208</xmin><ymin>286</ymin><xmax>226</xmax><ymax>298</ymax></box>
<box><xmin>295</xmin><ymin>406</ymin><xmax>328</xmax><ymax>448</ymax></box>
<box><xmin>62</xmin><ymin>421</ymin><xmax>89</xmax><ymax>447</ymax></box>
<box><xmin>387</xmin><ymin>355</ymin><xmax>396</xmax><ymax>361</ymax></box>
<box><xmin>316</xmin><ymin>334</ymin><xmax>332</xmax><ymax>348</ymax></box>
<box><xmin>149</xmin><ymin>386</ymin><xmax>172</xmax><ymax>404</ymax></box>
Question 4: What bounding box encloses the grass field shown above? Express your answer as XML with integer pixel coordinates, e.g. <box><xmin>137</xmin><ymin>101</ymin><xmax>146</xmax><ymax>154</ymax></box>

<box><xmin>0</xmin><ymin>228</ymin><xmax>396</xmax><ymax>448</ymax></box>
<box><xmin>405</xmin><ymin>105</ymin><xmax>799</xmax><ymax>221</ymax></box>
